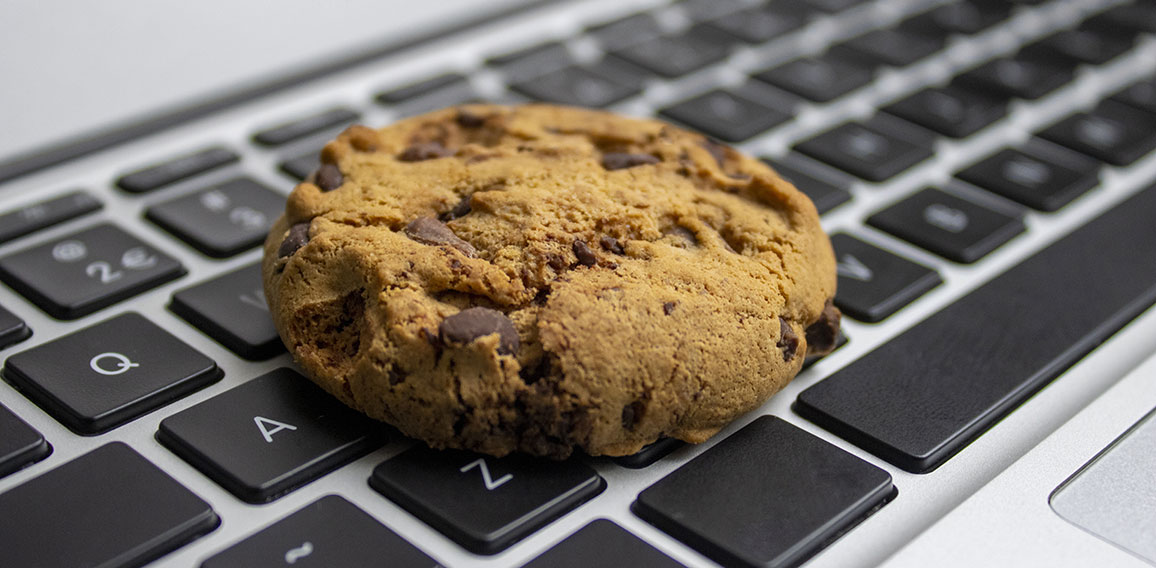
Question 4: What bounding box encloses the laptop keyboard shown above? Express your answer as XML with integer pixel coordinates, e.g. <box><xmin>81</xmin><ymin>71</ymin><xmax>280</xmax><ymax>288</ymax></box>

<box><xmin>2</xmin><ymin>0</ymin><xmax>1156</xmax><ymax>566</ymax></box>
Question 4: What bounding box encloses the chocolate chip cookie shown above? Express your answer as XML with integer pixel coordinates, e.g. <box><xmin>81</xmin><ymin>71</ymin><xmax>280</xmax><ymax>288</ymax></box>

<box><xmin>263</xmin><ymin>104</ymin><xmax>839</xmax><ymax>459</ymax></box>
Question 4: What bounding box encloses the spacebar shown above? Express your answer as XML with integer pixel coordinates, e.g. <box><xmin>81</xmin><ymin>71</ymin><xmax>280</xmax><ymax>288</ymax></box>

<box><xmin>795</xmin><ymin>184</ymin><xmax>1156</xmax><ymax>474</ymax></box>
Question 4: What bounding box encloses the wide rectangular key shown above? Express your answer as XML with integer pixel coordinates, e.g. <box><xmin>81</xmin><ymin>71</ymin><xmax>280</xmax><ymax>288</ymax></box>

<box><xmin>201</xmin><ymin>495</ymin><xmax>437</xmax><ymax>568</ymax></box>
<box><xmin>611</xmin><ymin>25</ymin><xmax>733</xmax><ymax>78</ymax></box>
<box><xmin>0</xmin><ymin>223</ymin><xmax>185</xmax><ymax>319</ymax></box>
<box><xmin>867</xmin><ymin>187</ymin><xmax>1025</xmax><ymax>263</ymax></box>
<box><xmin>0</xmin><ymin>303</ymin><xmax>31</xmax><ymax>350</ymax></box>
<box><xmin>252</xmin><ymin>107</ymin><xmax>360</xmax><ymax>147</ymax></box>
<box><xmin>370</xmin><ymin>445</ymin><xmax>604</xmax><ymax>554</ymax></box>
<box><xmin>955</xmin><ymin>139</ymin><xmax>1100</xmax><ymax>211</ymax></box>
<box><xmin>0</xmin><ymin>402</ymin><xmax>50</xmax><ymax>478</ymax></box>
<box><xmin>170</xmin><ymin>263</ymin><xmax>283</xmax><ymax>360</ymax></box>
<box><xmin>146</xmin><ymin>177</ymin><xmax>284</xmax><ymax>257</ymax></box>
<box><xmin>158</xmin><ymin>368</ymin><xmax>385</xmax><ymax>503</ymax></box>
<box><xmin>4</xmin><ymin>312</ymin><xmax>221</xmax><ymax>434</ymax></box>
<box><xmin>794</xmin><ymin>115</ymin><xmax>935</xmax><ymax>182</ymax></box>
<box><xmin>659</xmin><ymin>89</ymin><xmax>791</xmax><ymax>142</ymax></box>
<box><xmin>0</xmin><ymin>442</ymin><xmax>218</xmax><ymax>567</ymax></box>
<box><xmin>634</xmin><ymin>416</ymin><xmax>894</xmax><ymax>568</ymax></box>
<box><xmin>0</xmin><ymin>191</ymin><xmax>101</xmax><ymax>245</ymax></box>
<box><xmin>1038</xmin><ymin>100</ymin><xmax>1156</xmax><ymax>166</ymax></box>
<box><xmin>522</xmin><ymin>519</ymin><xmax>685</xmax><ymax>568</ymax></box>
<box><xmin>117</xmin><ymin>146</ymin><xmax>239</xmax><ymax>194</ymax></box>
<box><xmin>375</xmin><ymin>72</ymin><xmax>468</xmax><ymax>105</ymax></box>
<box><xmin>796</xmin><ymin>183</ymin><xmax>1156</xmax><ymax>473</ymax></box>
<box><xmin>830</xmin><ymin>233</ymin><xmax>942</xmax><ymax>323</ymax></box>
<box><xmin>487</xmin><ymin>41</ymin><xmax>573</xmax><ymax>82</ymax></box>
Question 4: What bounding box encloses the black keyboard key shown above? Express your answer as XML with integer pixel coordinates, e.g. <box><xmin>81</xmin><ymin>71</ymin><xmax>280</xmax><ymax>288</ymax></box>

<box><xmin>158</xmin><ymin>368</ymin><xmax>385</xmax><ymax>503</ymax></box>
<box><xmin>0</xmin><ymin>303</ymin><xmax>31</xmax><ymax>349</ymax></box>
<box><xmin>829</xmin><ymin>233</ymin><xmax>942</xmax><ymax>322</ymax></box>
<box><xmin>252</xmin><ymin>107</ymin><xmax>360</xmax><ymax>147</ymax></box>
<box><xmin>0</xmin><ymin>443</ymin><xmax>218</xmax><ymax>567</ymax></box>
<box><xmin>956</xmin><ymin>139</ymin><xmax>1100</xmax><ymax>211</ymax></box>
<box><xmin>705</xmin><ymin>6</ymin><xmax>805</xmax><ymax>44</ymax></box>
<box><xmin>117</xmin><ymin>146</ymin><xmax>239</xmax><ymax>194</ymax></box>
<box><xmin>588</xmin><ymin>12</ymin><xmax>663</xmax><ymax>50</ymax></box>
<box><xmin>0</xmin><ymin>224</ymin><xmax>185</xmax><ymax>319</ymax></box>
<box><xmin>487</xmin><ymin>41</ymin><xmax>573</xmax><ymax>81</ymax></box>
<box><xmin>370</xmin><ymin>446</ymin><xmax>604</xmax><ymax>554</ymax></box>
<box><xmin>1038</xmin><ymin>100</ymin><xmax>1156</xmax><ymax>166</ymax></box>
<box><xmin>1083</xmin><ymin>3</ymin><xmax>1156</xmax><ymax>35</ymax></box>
<box><xmin>1020</xmin><ymin>28</ymin><xmax>1135</xmax><ymax>67</ymax></box>
<box><xmin>523</xmin><ymin>519</ymin><xmax>685</xmax><ymax>568</ymax></box>
<box><xmin>170</xmin><ymin>264</ymin><xmax>283</xmax><ymax>360</ymax></box>
<box><xmin>634</xmin><ymin>416</ymin><xmax>894</xmax><ymax>568</ymax></box>
<box><xmin>280</xmin><ymin>149</ymin><xmax>322</xmax><ymax>180</ymax></box>
<box><xmin>794</xmin><ymin>116</ymin><xmax>935</xmax><ymax>182</ymax></box>
<box><xmin>201</xmin><ymin>495</ymin><xmax>436</xmax><ymax>568</ymax></box>
<box><xmin>839</xmin><ymin>27</ymin><xmax>946</xmax><ymax>68</ymax></box>
<box><xmin>797</xmin><ymin>183</ymin><xmax>1156</xmax><ymax>473</ymax></box>
<box><xmin>678</xmin><ymin>0</ymin><xmax>747</xmax><ymax>21</ymax></box>
<box><xmin>0</xmin><ymin>191</ymin><xmax>101</xmax><ymax>245</ymax></box>
<box><xmin>511</xmin><ymin>62</ymin><xmax>644</xmax><ymax>108</ymax></box>
<box><xmin>883</xmin><ymin>85</ymin><xmax>1007</xmax><ymax>138</ymax></box>
<box><xmin>1111</xmin><ymin>77</ymin><xmax>1156</xmax><ymax>115</ymax></box>
<box><xmin>803</xmin><ymin>0</ymin><xmax>860</xmax><ymax>12</ymax></box>
<box><xmin>868</xmin><ymin>187</ymin><xmax>1025</xmax><ymax>263</ymax></box>
<box><xmin>659</xmin><ymin>89</ymin><xmax>791</xmax><ymax>143</ymax></box>
<box><xmin>905</xmin><ymin>0</ymin><xmax>1011</xmax><ymax>37</ymax></box>
<box><xmin>0</xmin><ymin>402</ymin><xmax>50</xmax><ymax>478</ymax></box>
<box><xmin>146</xmin><ymin>177</ymin><xmax>284</xmax><ymax>258</ymax></box>
<box><xmin>954</xmin><ymin>54</ymin><xmax>1075</xmax><ymax>101</ymax></box>
<box><xmin>612</xmin><ymin>437</ymin><xmax>685</xmax><ymax>469</ymax></box>
<box><xmin>754</xmin><ymin>52</ymin><xmax>873</xmax><ymax>102</ymax></box>
<box><xmin>764</xmin><ymin>158</ymin><xmax>852</xmax><ymax>215</ymax></box>
<box><xmin>3</xmin><ymin>313</ymin><xmax>221</xmax><ymax>434</ymax></box>
<box><xmin>611</xmin><ymin>25</ymin><xmax>733</xmax><ymax>78</ymax></box>
<box><xmin>375</xmin><ymin>72</ymin><xmax>468</xmax><ymax>105</ymax></box>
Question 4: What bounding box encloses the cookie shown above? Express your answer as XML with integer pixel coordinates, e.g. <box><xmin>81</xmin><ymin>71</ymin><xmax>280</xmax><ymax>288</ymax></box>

<box><xmin>262</xmin><ymin>104</ymin><xmax>839</xmax><ymax>459</ymax></box>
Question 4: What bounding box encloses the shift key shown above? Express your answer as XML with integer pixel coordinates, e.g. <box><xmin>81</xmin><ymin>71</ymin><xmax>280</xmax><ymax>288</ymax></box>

<box><xmin>796</xmin><ymin>184</ymin><xmax>1156</xmax><ymax>473</ymax></box>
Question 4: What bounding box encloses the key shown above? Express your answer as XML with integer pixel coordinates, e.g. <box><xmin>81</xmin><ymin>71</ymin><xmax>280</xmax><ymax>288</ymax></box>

<box><xmin>1020</xmin><ymin>28</ymin><xmax>1135</xmax><ymax>67</ymax></box>
<box><xmin>634</xmin><ymin>416</ymin><xmax>895</xmax><ymax>568</ymax></box>
<box><xmin>956</xmin><ymin>139</ymin><xmax>1100</xmax><ymax>211</ymax></box>
<box><xmin>953</xmin><ymin>53</ymin><xmax>1075</xmax><ymax>101</ymax></box>
<box><xmin>0</xmin><ymin>303</ymin><xmax>31</xmax><ymax>350</ymax></box>
<box><xmin>882</xmin><ymin>84</ymin><xmax>1007</xmax><ymax>139</ymax></box>
<box><xmin>611</xmin><ymin>25</ymin><xmax>733</xmax><ymax>78</ymax></box>
<box><xmin>170</xmin><ymin>263</ymin><xmax>283</xmax><ymax>360</ymax></box>
<box><xmin>370</xmin><ymin>445</ymin><xmax>605</xmax><ymax>554</ymax></box>
<box><xmin>612</xmin><ymin>437</ymin><xmax>685</xmax><ymax>469</ymax></box>
<box><xmin>117</xmin><ymin>146</ymin><xmax>239</xmax><ymax>194</ymax></box>
<box><xmin>588</xmin><ymin>12</ymin><xmax>663</xmax><ymax>50</ymax></box>
<box><xmin>0</xmin><ymin>402</ymin><xmax>50</xmax><ymax>478</ymax></box>
<box><xmin>158</xmin><ymin>368</ymin><xmax>385</xmax><ymax>503</ymax></box>
<box><xmin>522</xmin><ymin>519</ymin><xmax>685</xmax><ymax>568</ymax></box>
<box><xmin>704</xmin><ymin>6</ymin><xmax>805</xmax><ymax>44</ymax></box>
<box><xmin>677</xmin><ymin>0</ymin><xmax>747</xmax><ymax>21</ymax></box>
<box><xmin>487</xmin><ymin>41</ymin><xmax>573</xmax><ymax>82</ymax></box>
<box><xmin>375</xmin><ymin>72</ymin><xmax>468</xmax><ymax>105</ymax></box>
<box><xmin>511</xmin><ymin>61</ymin><xmax>644</xmax><ymax>108</ymax></box>
<box><xmin>763</xmin><ymin>158</ymin><xmax>852</xmax><ymax>215</ymax></box>
<box><xmin>201</xmin><ymin>495</ymin><xmax>437</xmax><ymax>568</ymax></box>
<box><xmin>830</xmin><ymin>233</ymin><xmax>942</xmax><ymax>322</ymax></box>
<box><xmin>1111</xmin><ymin>77</ymin><xmax>1156</xmax><ymax>115</ymax></box>
<box><xmin>867</xmin><ymin>187</ymin><xmax>1025</xmax><ymax>263</ymax></box>
<box><xmin>803</xmin><ymin>0</ymin><xmax>860</xmax><ymax>12</ymax></box>
<box><xmin>0</xmin><ymin>442</ymin><xmax>218</xmax><ymax>568</ymax></box>
<box><xmin>280</xmin><ymin>148</ymin><xmax>322</xmax><ymax>180</ymax></box>
<box><xmin>0</xmin><ymin>191</ymin><xmax>101</xmax><ymax>245</ymax></box>
<box><xmin>838</xmin><ymin>27</ymin><xmax>946</xmax><ymax>68</ymax></box>
<box><xmin>252</xmin><ymin>107</ymin><xmax>360</xmax><ymax>147</ymax></box>
<box><xmin>794</xmin><ymin>115</ymin><xmax>935</xmax><ymax>182</ymax></box>
<box><xmin>659</xmin><ymin>89</ymin><xmax>791</xmax><ymax>143</ymax></box>
<box><xmin>3</xmin><ymin>312</ymin><xmax>221</xmax><ymax>434</ymax></box>
<box><xmin>376</xmin><ymin>73</ymin><xmax>475</xmax><ymax>116</ymax></box>
<box><xmin>753</xmin><ymin>52</ymin><xmax>874</xmax><ymax>102</ymax></box>
<box><xmin>796</xmin><ymin>183</ymin><xmax>1156</xmax><ymax>473</ymax></box>
<box><xmin>146</xmin><ymin>177</ymin><xmax>285</xmax><ymax>258</ymax></box>
<box><xmin>1083</xmin><ymin>3</ymin><xmax>1156</xmax><ymax>35</ymax></box>
<box><xmin>1038</xmin><ymin>100</ymin><xmax>1156</xmax><ymax>167</ymax></box>
<box><xmin>0</xmin><ymin>224</ymin><xmax>185</xmax><ymax>319</ymax></box>
<box><xmin>904</xmin><ymin>0</ymin><xmax>1011</xmax><ymax>37</ymax></box>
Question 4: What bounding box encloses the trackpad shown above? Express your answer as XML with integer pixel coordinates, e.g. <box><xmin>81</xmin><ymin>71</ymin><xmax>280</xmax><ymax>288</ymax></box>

<box><xmin>1051</xmin><ymin>408</ymin><xmax>1156</xmax><ymax>564</ymax></box>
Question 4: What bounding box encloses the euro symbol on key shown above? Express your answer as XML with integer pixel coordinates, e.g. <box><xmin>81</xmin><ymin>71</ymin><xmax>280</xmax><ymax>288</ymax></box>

<box><xmin>89</xmin><ymin>352</ymin><xmax>140</xmax><ymax>376</ymax></box>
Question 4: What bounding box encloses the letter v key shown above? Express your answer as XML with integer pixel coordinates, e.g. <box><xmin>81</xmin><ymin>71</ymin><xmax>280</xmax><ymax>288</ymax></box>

<box><xmin>837</xmin><ymin>254</ymin><xmax>874</xmax><ymax>282</ymax></box>
<box><xmin>459</xmin><ymin>458</ymin><xmax>513</xmax><ymax>490</ymax></box>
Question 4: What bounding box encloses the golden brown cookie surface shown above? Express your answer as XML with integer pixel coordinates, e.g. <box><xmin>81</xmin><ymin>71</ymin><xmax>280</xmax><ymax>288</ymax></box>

<box><xmin>263</xmin><ymin>104</ymin><xmax>838</xmax><ymax>458</ymax></box>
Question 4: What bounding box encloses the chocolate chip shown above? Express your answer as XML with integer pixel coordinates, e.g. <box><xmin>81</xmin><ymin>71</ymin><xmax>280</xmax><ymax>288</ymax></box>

<box><xmin>663</xmin><ymin>301</ymin><xmax>677</xmax><ymax>315</ymax></box>
<box><xmin>777</xmin><ymin>317</ymin><xmax>799</xmax><ymax>362</ymax></box>
<box><xmin>277</xmin><ymin>222</ymin><xmax>311</xmax><ymax>258</ymax></box>
<box><xmin>404</xmin><ymin>217</ymin><xmax>477</xmax><ymax>257</ymax></box>
<box><xmin>805</xmin><ymin>300</ymin><xmax>841</xmax><ymax>356</ymax></box>
<box><xmin>315</xmin><ymin>163</ymin><xmax>344</xmax><ymax>192</ymax></box>
<box><xmin>622</xmin><ymin>401</ymin><xmax>645</xmax><ymax>430</ymax></box>
<box><xmin>456</xmin><ymin>110</ymin><xmax>485</xmax><ymax>128</ymax></box>
<box><xmin>701</xmin><ymin>138</ymin><xmax>730</xmax><ymax>168</ymax></box>
<box><xmin>546</xmin><ymin>254</ymin><xmax>567</xmax><ymax>270</ymax></box>
<box><xmin>599</xmin><ymin>235</ymin><xmax>624</xmax><ymax>255</ymax></box>
<box><xmin>573</xmin><ymin>240</ymin><xmax>597</xmax><ymax>267</ymax></box>
<box><xmin>439</xmin><ymin>307</ymin><xmax>519</xmax><ymax>355</ymax></box>
<box><xmin>601</xmin><ymin>152</ymin><xmax>660</xmax><ymax>170</ymax></box>
<box><xmin>398</xmin><ymin>141</ymin><xmax>452</xmax><ymax>162</ymax></box>
<box><xmin>440</xmin><ymin>195</ymin><xmax>472</xmax><ymax>221</ymax></box>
